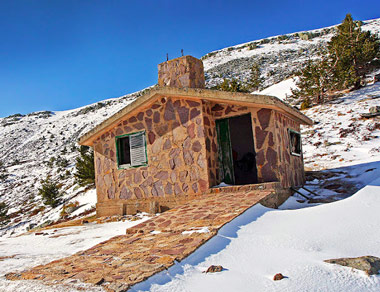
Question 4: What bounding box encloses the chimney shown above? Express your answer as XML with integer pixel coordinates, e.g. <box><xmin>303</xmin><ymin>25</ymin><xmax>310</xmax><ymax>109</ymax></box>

<box><xmin>158</xmin><ymin>55</ymin><xmax>205</xmax><ymax>89</ymax></box>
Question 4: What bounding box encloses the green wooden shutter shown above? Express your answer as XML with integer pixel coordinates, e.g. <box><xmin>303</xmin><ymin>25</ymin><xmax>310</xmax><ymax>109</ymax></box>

<box><xmin>130</xmin><ymin>132</ymin><xmax>147</xmax><ymax>166</ymax></box>
<box><xmin>216</xmin><ymin>118</ymin><xmax>235</xmax><ymax>185</ymax></box>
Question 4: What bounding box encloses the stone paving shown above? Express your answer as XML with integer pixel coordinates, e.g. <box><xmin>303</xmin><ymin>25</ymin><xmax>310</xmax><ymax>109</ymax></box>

<box><xmin>6</xmin><ymin>184</ymin><xmax>276</xmax><ymax>291</ymax></box>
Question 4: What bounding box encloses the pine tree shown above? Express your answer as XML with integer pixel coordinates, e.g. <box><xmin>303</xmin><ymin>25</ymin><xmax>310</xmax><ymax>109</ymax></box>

<box><xmin>292</xmin><ymin>51</ymin><xmax>334</xmax><ymax>104</ymax></box>
<box><xmin>39</xmin><ymin>177</ymin><xmax>62</xmax><ymax>207</ymax></box>
<box><xmin>249</xmin><ymin>62</ymin><xmax>263</xmax><ymax>91</ymax></box>
<box><xmin>216</xmin><ymin>78</ymin><xmax>250</xmax><ymax>93</ymax></box>
<box><xmin>75</xmin><ymin>147</ymin><xmax>95</xmax><ymax>187</ymax></box>
<box><xmin>292</xmin><ymin>14</ymin><xmax>379</xmax><ymax>105</ymax></box>
<box><xmin>328</xmin><ymin>14</ymin><xmax>380</xmax><ymax>90</ymax></box>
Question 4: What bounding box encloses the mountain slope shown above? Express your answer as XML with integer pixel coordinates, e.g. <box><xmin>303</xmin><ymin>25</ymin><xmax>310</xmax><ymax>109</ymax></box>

<box><xmin>203</xmin><ymin>18</ymin><xmax>380</xmax><ymax>90</ymax></box>
<box><xmin>0</xmin><ymin>18</ymin><xmax>380</xmax><ymax>237</ymax></box>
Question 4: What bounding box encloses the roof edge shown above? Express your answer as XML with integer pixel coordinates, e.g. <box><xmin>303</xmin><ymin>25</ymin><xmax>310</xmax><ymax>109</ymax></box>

<box><xmin>79</xmin><ymin>87</ymin><xmax>313</xmax><ymax>146</ymax></box>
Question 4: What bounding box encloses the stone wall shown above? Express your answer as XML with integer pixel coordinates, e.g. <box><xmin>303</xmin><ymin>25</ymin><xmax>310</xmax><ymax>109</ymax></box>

<box><xmin>92</xmin><ymin>95</ymin><xmax>305</xmax><ymax>216</ymax></box>
<box><xmin>201</xmin><ymin>101</ymin><xmax>304</xmax><ymax>187</ymax></box>
<box><xmin>274</xmin><ymin>112</ymin><xmax>305</xmax><ymax>188</ymax></box>
<box><xmin>158</xmin><ymin>56</ymin><xmax>205</xmax><ymax>89</ymax></box>
<box><xmin>93</xmin><ymin>96</ymin><xmax>209</xmax><ymax>216</ymax></box>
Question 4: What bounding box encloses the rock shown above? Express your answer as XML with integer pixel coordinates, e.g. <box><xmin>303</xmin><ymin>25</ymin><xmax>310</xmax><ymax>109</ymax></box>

<box><xmin>164</xmin><ymin>99</ymin><xmax>175</xmax><ymax>121</ymax></box>
<box><xmin>153</xmin><ymin>111</ymin><xmax>160</xmax><ymax>123</ymax></box>
<box><xmin>106</xmin><ymin>282</ymin><xmax>129</xmax><ymax>292</ymax></box>
<box><xmin>89</xmin><ymin>277</ymin><xmax>104</xmax><ymax>285</ymax></box>
<box><xmin>152</xmin><ymin>181</ymin><xmax>164</xmax><ymax>197</ymax></box>
<box><xmin>273</xmin><ymin>273</ymin><xmax>284</xmax><ymax>281</ymax></box>
<box><xmin>148</xmin><ymin>131</ymin><xmax>156</xmax><ymax>144</ymax></box>
<box><xmin>257</xmin><ymin>108</ymin><xmax>272</xmax><ymax>130</ymax></box>
<box><xmin>369</xmin><ymin>106</ymin><xmax>380</xmax><ymax>114</ymax></box>
<box><xmin>325</xmin><ymin>255</ymin><xmax>380</xmax><ymax>275</ymax></box>
<box><xmin>255</xmin><ymin>126</ymin><xmax>268</xmax><ymax>149</ymax></box>
<box><xmin>190</xmin><ymin>108</ymin><xmax>201</xmax><ymax>120</ymax></box>
<box><xmin>204</xmin><ymin>265</ymin><xmax>224</xmax><ymax>273</ymax></box>
<box><xmin>177</xmin><ymin>106</ymin><xmax>190</xmax><ymax>125</ymax></box>
<box><xmin>192</xmin><ymin>140</ymin><xmax>202</xmax><ymax>152</ymax></box>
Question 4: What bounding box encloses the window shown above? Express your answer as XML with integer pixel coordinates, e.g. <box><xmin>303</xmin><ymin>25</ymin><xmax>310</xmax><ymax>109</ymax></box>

<box><xmin>288</xmin><ymin>129</ymin><xmax>302</xmax><ymax>156</ymax></box>
<box><xmin>116</xmin><ymin>131</ymin><xmax>147</xmax><ymax>168</ymax></box>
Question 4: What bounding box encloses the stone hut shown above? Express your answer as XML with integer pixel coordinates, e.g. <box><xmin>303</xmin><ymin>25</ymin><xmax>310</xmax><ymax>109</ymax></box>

<box><xmin>79</xmin><ymin>55</ymin><xmax>313</xmax><ymax>217</ymax></box>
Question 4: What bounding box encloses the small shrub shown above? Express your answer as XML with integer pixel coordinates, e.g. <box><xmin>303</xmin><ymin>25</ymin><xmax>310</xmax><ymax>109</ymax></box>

<box><xmin>248</xmin><ymin>43</ymin><xmax>258</xmax><ymax>50</ymax></box>
<box><xmin>300</xmin><ymin>98</ymin><xmax>311</xmax><ymax>110</ymax></box>
<box><xmin>56</xmin><ymin>156</ymin><xmax>69</xmax><ymax>168</ymax></box>
<box><xmin>0</xmin><ymin>202</ymin><xmax>9</xmax><ymax>224</ymax></box>
<box><xmin>260</xmin><ymin>38</ymin><xmax>271</xmax><ymax>44</ymax></box>
<box><xmin>0</xmin><ymin>173</ymin><xmax>9</xmax><ymax>181</ymax></box>
<box><xmin>60</xmin><ymin>201</ymin><xmax>80</xmax><ymax>218</ymax></box>
<box><xmin>215</xmin><ymin>78</ymin><xmax>250</xmax><ymax>93</ymax></box>
<box><xmin>47</xmin><ymin>157</ymin><xmax>55</xmax><ymax>168</ymax></box>
<box><xmin>38</xmin><ymin>177</ymin><xmax>63</xmax><ymax>208</ymax></box>
<box><xmin>277</xmin><ymin>35</ymin><xmax>289</xmax><ymax>41</ymax></box>
<box><xmin>11</xmin><ymin>159</ymin><xmax>20</xmax><ymax>166</ymax></box>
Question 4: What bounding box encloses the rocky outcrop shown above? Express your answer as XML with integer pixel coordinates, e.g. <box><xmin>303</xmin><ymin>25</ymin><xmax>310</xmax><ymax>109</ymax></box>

<box><xmin>325</xmin><ymin>255</ymin><xmax>380</xmax><ymax>275</ymax></box>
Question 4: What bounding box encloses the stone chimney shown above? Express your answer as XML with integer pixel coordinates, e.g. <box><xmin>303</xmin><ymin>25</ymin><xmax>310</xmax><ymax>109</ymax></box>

<box><xmin>158</xmin><ymin>55</ymin><xmax>205</xmax><ymax>89</ymax></box>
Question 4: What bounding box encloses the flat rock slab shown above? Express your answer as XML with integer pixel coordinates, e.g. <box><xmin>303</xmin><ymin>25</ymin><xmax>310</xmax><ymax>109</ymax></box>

<box><xmin>325</xmin><ymin>255</ymin><xmax>380</xmax><ymax>275</ymax></box>
<box><xmin>6</xmin><ymin>188</ymin><xmax>273</xmax><ymax>291</ymax></box>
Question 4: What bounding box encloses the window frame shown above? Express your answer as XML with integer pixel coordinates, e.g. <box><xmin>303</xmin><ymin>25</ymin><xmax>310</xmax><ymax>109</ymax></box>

<box><xmin>115</xmin><ymin>131</ymin><xmax>148</xmax><ymax>169</ymax></box>
<box><xmin>288</xmin><ymin>129</ymin><xmax>302</xmax><ymax>157</ymax></box>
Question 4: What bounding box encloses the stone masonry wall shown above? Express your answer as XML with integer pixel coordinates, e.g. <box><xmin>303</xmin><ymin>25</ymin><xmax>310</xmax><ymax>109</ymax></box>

<box><xmin>158</xmin><ymin>56</ymin><xmax>205</xmax><ymax>89</ymax></box>
<box><xmin>274</xmin><ymin>112</ymin><xmax>305</xmax><ymax>188</ymax></box>
<box><xmin>202</xmin><ymin>101</ymin><xmax>304</xmax><ymax>187</ymax></box>
<box><xmin>93</xmin><ymin>97</ymin><xmax>209</xmax><ymax>216</ymax></box>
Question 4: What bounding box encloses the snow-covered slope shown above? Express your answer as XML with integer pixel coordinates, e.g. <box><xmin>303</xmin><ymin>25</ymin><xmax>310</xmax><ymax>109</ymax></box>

<box><xmin>0</xmin><ymin>90</ymin><xmax>149</xmax><ymax>236</ymax></box>
<box><xmin>203</xmin><ymin>18</ymin><xmax>380</xmax><ymax>90</ymax></box>
<box><xmin>302</xmin><ymin>82</ymin><xmax>380</xmax><ymax>171</ymax></box>
<box><xmin>132</xmin><ymin>177</ymin><xmax>380</xmax><ymax>292</ymax></box>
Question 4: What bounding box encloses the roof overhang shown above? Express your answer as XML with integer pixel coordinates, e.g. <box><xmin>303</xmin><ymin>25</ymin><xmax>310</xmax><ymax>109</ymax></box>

<box><xmin>79</xmin><ymin>87</ymin><xmax>313</xmax><ymax>146</ymax></box>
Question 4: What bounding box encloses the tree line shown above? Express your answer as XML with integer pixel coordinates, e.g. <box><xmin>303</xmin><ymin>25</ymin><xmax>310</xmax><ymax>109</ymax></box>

<box><xmin>292</xmin><ymin>14</ymin><xmax>380</xmax><ymax>108</ymax></box>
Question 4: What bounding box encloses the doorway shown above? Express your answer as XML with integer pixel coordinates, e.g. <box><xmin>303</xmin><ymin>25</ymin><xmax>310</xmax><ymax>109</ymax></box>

<box><xmin>216</xmin><ymin>113</ymin><xmax>258</xmax><ymax>185</ymax></box>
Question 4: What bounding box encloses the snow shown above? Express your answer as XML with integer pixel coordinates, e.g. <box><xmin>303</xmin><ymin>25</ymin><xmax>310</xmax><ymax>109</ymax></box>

<box><xmin>0</xmin><ymin>215</ymin><xmax>150</xmax><ymax>292</ymax></box>
<box><xmin>182</xmin><ymin>227</ymin><xmax>210</xmax><ymax>235</ymax></box>
<box><xmin>302</xmin><ymin>82</ymin><xmax>380</xmax><ymax>171</ymax></box>
<box><xmin>253</xmin><ymin>78</ymin><xmax>298</xmax><ymax>100</ymax></box>
<box><xmin>131</xmin><ymin>176</ymin><xmax>380</xmax><ymax>292</ymax></box>
<box><xmin>203</xmin><ymin>18</ymin><xmax>380</xmax><ymax>90</ymax></box>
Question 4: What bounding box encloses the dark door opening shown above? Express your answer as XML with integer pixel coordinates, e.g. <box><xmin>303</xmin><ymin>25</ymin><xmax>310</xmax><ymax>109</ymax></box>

<box><xmin>216</xmin><ymin>113</ymin><xmax>258</xmax><ymax>185</ymax></box>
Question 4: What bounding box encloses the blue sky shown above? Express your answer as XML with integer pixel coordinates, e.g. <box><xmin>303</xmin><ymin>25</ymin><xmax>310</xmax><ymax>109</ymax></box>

<box><xmin>0</xmin><ymin>0</ymin><xmax>379</xmax><ymax>117</ymax></box>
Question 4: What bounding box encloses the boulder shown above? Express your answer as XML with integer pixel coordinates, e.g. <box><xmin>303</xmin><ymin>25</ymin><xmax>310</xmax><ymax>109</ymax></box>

<box><xmin>369</xmin><ymin>106</ymin><xmax>380</xmax><ymax>114</ymax></box>
<box><xmin>325</xmin><ymin>255</ymin><xmax>380</xmax><ymax>275</ymax></box>
<box><xmin>204</xmin><ymin>265</ymin><xmax>224</xmax><ymax>273</ymax></box>
<box><xmin>273</xmin><ymin>273</ymin><xmax>285</xmax><ymax>281</ymax></box>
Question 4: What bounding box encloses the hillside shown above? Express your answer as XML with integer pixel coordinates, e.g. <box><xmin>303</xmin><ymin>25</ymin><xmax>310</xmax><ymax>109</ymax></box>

<box><xmin>0</xmin><ymin>17</ymin><xmax>380</xmax><ymax>238</ymax></box>
<box><xmin>203</xmin><ymin>18</ymin><xmax>380</xmax><ymax>91</ymax></box>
